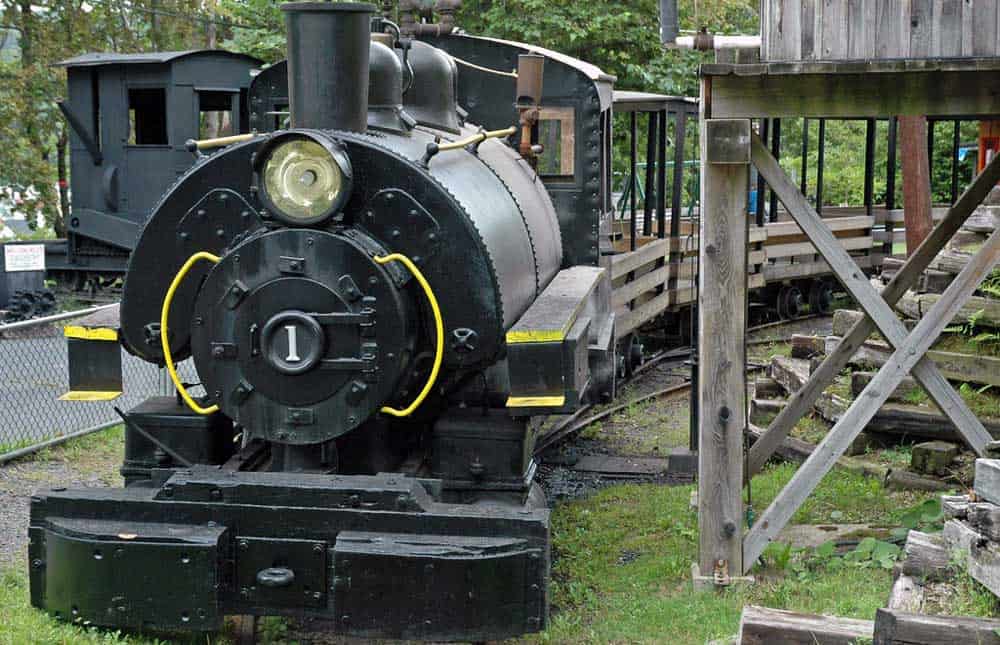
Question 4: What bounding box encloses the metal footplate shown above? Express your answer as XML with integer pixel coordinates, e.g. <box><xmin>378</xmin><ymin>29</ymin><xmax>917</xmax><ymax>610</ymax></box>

<box><xmin>505</xmin><ymin>265</ymin><xmax>615</xmax><ymax>415</ymax></box>
<box><xmin>29</xmin><ymin>468</ymin><xmax>549</xmax><ymax>641</ymax></box>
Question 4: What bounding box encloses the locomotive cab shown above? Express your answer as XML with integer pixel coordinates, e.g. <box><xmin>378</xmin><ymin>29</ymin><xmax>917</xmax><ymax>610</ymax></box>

<box><xmin>30</xmin><ymin>3</ymin><xmax>616</xmax><ymax>641</ymax></box>
<box><xmin>53</xmin><ymin>50</ymin><xmax>261</xmax><ymax>280</ymax></box>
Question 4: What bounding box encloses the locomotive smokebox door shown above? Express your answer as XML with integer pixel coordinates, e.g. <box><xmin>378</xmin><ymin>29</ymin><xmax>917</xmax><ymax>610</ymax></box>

<box><xmin>190</xmin><ymin>228</ymin><xmax>416</xmax><ymax>444</ymax></box>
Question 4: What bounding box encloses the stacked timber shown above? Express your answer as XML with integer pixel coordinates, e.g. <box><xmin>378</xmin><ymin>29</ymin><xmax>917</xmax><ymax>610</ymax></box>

<box><xmin>938</xmin><ymin>459</ymin><xmax>1000</xmax><ymax>601</ymax></box>
<box><xmin>748</xmin><ymin>345</ymin><xmax>952</xmax><ymax>489</ymax></box>
<box><xmin>879</xmin><ymin>193</ymin><xmax>999</xmax><ymax>294</ymax></box>
<box><xmin>736</xmin><ymin>507</ymin><xmax>1000</xmax><ymax>643</ymax></box>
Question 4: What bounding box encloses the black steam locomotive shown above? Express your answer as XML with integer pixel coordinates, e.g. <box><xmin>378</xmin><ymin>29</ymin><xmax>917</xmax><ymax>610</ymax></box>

<box><xmin>29</xmin><ymin>3</ymin><xmax>617</xmax><ymax>640</ymax></box>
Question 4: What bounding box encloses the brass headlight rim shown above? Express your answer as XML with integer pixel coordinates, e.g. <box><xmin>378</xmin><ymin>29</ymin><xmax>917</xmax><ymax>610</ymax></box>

<box><xmin>255</xmin><ymin>129</ymin><xmax>353</xmax><ymax>227</ymax></box>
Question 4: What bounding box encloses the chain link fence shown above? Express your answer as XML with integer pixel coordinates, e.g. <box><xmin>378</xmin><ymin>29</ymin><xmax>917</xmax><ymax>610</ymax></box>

<box><xmin>0</xmin><ymin>304</ymin><xmax>198</xmax><ymax>462</ymax></box>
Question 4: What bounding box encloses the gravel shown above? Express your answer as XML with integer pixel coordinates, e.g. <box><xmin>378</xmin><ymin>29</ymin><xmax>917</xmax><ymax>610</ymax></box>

<box><xmin>0</xmin><ymin>457</ymin><xmax>119</xmax><ymax>569</ymax></box>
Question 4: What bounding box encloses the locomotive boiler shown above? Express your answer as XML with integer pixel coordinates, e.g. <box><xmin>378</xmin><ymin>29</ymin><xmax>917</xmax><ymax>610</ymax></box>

<box><xmin>29</xmin><ymin>3</ymin><xmax>614</xmax><ymax>641</ymax></box>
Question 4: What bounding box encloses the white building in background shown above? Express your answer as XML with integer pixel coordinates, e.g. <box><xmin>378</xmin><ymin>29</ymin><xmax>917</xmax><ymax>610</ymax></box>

<box><xmin>0</xmin><ymin>26</ymin><xmax>20</xmax><ymax>64</ymax></box>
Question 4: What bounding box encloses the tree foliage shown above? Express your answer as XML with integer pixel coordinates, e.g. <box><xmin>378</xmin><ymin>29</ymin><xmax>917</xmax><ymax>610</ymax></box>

<box><xmin>0</xmin><ymin>0</ymin><xmax>985</xmax><ymax>238</ymax></box>
<box><xmin>0</xmin><ymin>0</ymin><xmax>220</xmax><ymax>234</ymax></box>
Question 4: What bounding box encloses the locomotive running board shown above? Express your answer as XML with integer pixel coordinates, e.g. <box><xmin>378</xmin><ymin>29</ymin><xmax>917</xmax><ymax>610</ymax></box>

<box><xmin>29</xmin><ymin>468</ymin><xmax>549</xmax><ymax>641</ymax></box>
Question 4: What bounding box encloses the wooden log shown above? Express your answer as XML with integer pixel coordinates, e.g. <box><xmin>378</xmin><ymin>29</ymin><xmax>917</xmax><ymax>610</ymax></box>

<box><xmin>813</xmin><ymin>392</ymin><xmax>849</xmax><ymax>425</ymax></box>
<box><xmin>918</xmin><ymin>269</ymin><xmax>953</xmax><ymax>295</ymax></box>
<box><xmin>745</xmin><ymin>424</ymin><xmax>887</xmax><ymax>480</ymax></box>
<box><xmin>900</xmin><ymin>531</ymin><xmax>952</xmax><ymax>582</ymax></box>
<box><xmin>969</xmin><ymin>539</ymin><xmax>1000</xmax><ymax>597</ymax></box>
<box><xmin>881</xmin><ymin>257</ymin><xmax>905</xmax><ymax>283</ymax></box>
<box><xmin>897</xmin><ymin>292</ymin><xmax>1000</xmax><ymax>328</ymax></box>
<box><xmin>750</xmin><ymin>398</ymin><xmax>786</xmax><ymax>426</ymax></box>
<box><xmin>910</xmin><ymin>441</ymin><xmax>959</xmax><ymax>476</ymax></box>
<box><xmin>969</xmin><ymin>501</ymin><xmax>1000</xmax><ymax>542</ymax></box>
<box><xmin>770</xmin><ymin>356</ymin><xmax>812</xmax><ymax>394</ymax></box>
<box><xmin>832</xmin><ymin>309</ymin><xmax>865</xmax><ymax>337</ymax></box>
<box><xmin>844</xmin><ymin>431</ymin><xmax>879</xmax><ymax>457</ymax></box>
<box><xmin>864</xmin><ymin>404</ymin><xmax>1000</xmax><ymax>442</ymax></box>
<box><xmin>790</xmin><ymin>334</ymin><xmax>825</xmax><ymax>359</ymax></box>
<box><xmin>884</xmin><ymin>469</ymin><xmax>953</xmax><ymax>493</ymax></box>
<box><xmin>754</xmin><ymin>377</ymin><xmax>786</xmax><ymax>400</ymax></box>
<box><xmin>930</xmin><ymin>248</ymin><xmax>1000</xmax><ymax>275</ymax></box>
<box><xmin>965</xmin><ymin>205</ymin><xmax>1000</xmax><ymax>234</ymax></box>
<box><xmin>940</xmin><ymin>494</ymin><xmax>970</xmax><ymax>520</ymax></box>
<box><xmin>873</xmin><ymin>608</ymin><xmax>1000</xmax><ymax>645</ymax></box>
<box><xmin>739</xmin><ymin>605</ymin><xmax>874</xmax><ymax>645</ymax></box>
<box><xmin>850</xmin><ymin>371</ymin><xmax>918</xmax><ymax>403</ymax></box>
<box><xmin>942</xmin><ymin>518</ymin><xmax>982</xmax><ymax>554</ymax></box>
<box><xmin>974</xmin><ymin>458</ymin><xmax>1000</xmax><ymax>506</ymax></box>
<box><xmin>886</xmin><ymin>574</ymin><xmax>924</xmax><ymax>613</ymax></box>
<box><xmin>827</xmin><ymin>336</ymin><xmax>1000</xmax><ymax>388</ymax></box>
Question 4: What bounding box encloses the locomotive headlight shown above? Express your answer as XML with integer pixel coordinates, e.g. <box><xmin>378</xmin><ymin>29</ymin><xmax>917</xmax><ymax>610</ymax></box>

<box><xmin>257</xmin><ymin>132</ymin><xmax>352</xmax><ymax>226</ymax></box>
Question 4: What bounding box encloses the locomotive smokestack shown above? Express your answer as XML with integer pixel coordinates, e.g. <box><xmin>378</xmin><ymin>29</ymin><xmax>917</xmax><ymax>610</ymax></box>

<box><xmin>282</xmin><ymin>2</ymin><xmax>374</xmax><ymax>131</ymax></box>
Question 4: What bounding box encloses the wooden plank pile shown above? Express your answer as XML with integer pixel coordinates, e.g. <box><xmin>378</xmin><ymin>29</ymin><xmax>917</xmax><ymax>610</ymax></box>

<box><xmin>737</xmin><ymin>604</ymin><xmax>1000</xmax><ymax>645</ymax></box>
<box><xmin>938</xmin><ymin>459</ymin><xmax>1000</xmax><ymax>601</ymax></box>
<box><xmin>737</xmin><ymin>515</ymin><xmax>1000</xmax><ymax>643</ymax></box>
<box><xmin>746</xmin><ymin>339</ymin><xmax>959</xmax><ymax>491</ymax></box>
<box><xmin>882</xmin><ymin>197</ymin><xmax>1000</xmax><ymax>296</ymax></box>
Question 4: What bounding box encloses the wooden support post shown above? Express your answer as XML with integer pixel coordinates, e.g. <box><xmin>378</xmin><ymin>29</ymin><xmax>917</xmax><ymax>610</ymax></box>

<box><xmin>643</xmin><ymin>111</ymin><xmax>658</xmax><ymax>236</ymax></box>
<box><xmin>900</xmin><ymin>115</ymin><xmax>935</xmax><ymax>253</ymax></box>
<box><xmin>744</xmin><ymin>222</ymin><xmax>1000</xmax><ymax>570</ymax></box>
<box><xmin>746</xmin><ymin>145</ymin><xmax>1000</xmax><ymax>477</ymax></box>
<box><xmin>697</xmin><ymin>117</ymin><xmax>749</xmax><ymax>581</ymax></box>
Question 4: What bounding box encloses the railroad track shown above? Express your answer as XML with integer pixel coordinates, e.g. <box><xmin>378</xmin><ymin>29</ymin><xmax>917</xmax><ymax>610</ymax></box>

<box><xmin>535</xmin><ymin>314</ymin><xmax>829</xmax><ymax>456</ymax></box>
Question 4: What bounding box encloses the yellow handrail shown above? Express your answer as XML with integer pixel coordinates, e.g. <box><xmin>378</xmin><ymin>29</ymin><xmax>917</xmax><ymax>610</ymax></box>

<box><xmin>436</xmin><ymin>126</ymin><xmax>516</xmax><ymax>152</ymax></box>
<box><xmin>373</xmin><ymin>253</ymin><xmax>444</xmax><ymax>417</ymax></box>
<box><xmin>161</xmin><ymin>251</ymin><xmax>221</xmax><ymax>415</ymax></box>
<box><xmin>186</xmin><ymin>132</ymin><xmax>259</xmax><ymax>151</ymax></box>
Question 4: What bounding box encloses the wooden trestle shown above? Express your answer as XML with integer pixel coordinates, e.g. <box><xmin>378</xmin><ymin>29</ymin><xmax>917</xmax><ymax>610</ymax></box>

<box><xmin>697</xmin><ymin>58</ymin><xmax>1000</xmax><ymax>580</ymax></box>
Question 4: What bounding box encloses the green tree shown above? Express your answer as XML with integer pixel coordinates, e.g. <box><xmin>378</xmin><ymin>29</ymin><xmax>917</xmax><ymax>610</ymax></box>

<box><xmin>0</xmin><ymin>0</ymin><xmax>222</xmax><ymax>236</ymax></box>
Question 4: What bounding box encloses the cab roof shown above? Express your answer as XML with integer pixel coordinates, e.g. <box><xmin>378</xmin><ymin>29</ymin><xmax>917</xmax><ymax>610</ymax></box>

<box><xmin>55</xmin><ymin>49</ymin><xmax>261</xmax><ymax>68</ymax></box>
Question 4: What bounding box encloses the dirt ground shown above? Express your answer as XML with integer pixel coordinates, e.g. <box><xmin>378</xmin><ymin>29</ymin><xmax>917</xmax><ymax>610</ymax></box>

<box><xmin>0</xmin><ymin>437</ymin><xmax>122</xmax><ymax>570</ymax></box>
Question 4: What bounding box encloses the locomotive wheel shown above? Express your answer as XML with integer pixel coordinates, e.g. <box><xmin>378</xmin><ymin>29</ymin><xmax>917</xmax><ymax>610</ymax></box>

<box><xmin>777</xmin><ymin>285</ymin><xmax>804</xmax><ymax>319</ymax></box>
<box><xmin>809</xmin><ymin>280</ymin><xmax>835</xmax><ymax>315</ymax></box>
<box><xmin>623</xmin><ymin>333</ymin><xmax>644</xmax><ymax>377</ymax></box>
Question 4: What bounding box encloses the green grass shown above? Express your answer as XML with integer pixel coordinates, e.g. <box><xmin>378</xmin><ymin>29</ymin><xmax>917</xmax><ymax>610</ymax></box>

<box><xmin>593</xmin><ymin>392</ymin><xmax>691</xmax><ymax>456</ymax></box>
<box><xmin>788</xmin><ymin>413</ymin><xmax>829</xmax><ymax>445</ymax></box>
<box><xmin>537</xmin><ymin>464</ymin><xmax>958</xmax><ymax>644</ymax></box>
<box><xmin>749</xmin><ymin>340</ymin><xmax>791</xmax><ymax>362</ymax></box>
<box><xmin>934</xmin><ymin>332</ymin><xmax>1000</xmax><ymax>360</ymax></box>
<box><xmin>895</xmin><ymin>380</ymin><xmax>1000</xmax><ymax>420</ymax></box>
<box><xmin>0</xmin><ymin>566</ymin><xmax>298</xmax><ymax>644</ymax></box>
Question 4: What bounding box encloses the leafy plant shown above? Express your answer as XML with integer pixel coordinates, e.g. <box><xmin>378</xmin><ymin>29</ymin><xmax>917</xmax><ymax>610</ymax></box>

<box><xmin>843</xmin><ymin>537</ymin><xmax>901</xmax><ymax>570</ymax></box>
<box><xmin>763</xmin><ymin>541</ymin><xmax>795</xmax><ymax>571</ymax></box>
<box><xmin>891</xmin><ymin>498</ymin><xmax>944</xmax><ymax>541</ymax></box>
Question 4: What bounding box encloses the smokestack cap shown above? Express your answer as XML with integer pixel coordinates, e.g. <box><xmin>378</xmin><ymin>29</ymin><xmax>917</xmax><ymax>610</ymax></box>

<box><xmin>282</xmin><ymin>2</ymin><xmax>376</xmax><ymax>131</ymax></box>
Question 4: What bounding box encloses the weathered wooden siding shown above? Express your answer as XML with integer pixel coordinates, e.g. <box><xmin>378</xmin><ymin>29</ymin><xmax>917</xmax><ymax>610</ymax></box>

<box><xmin>763</xmin><ymin>0</ymin><xmax>1000</xmax><ymax>61</ymax></box>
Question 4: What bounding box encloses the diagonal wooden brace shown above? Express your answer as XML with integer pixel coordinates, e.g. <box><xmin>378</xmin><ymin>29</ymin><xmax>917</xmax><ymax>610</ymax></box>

<box><xmin>744</xmin><ymin>225</ymin><xmax>1000</xmax><ymax>571</ymax></box>
<box><xmin>747</xmin><ymin>134</ymin><xmax>994</xmax><ymax>475</ymax></box>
